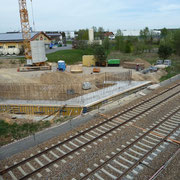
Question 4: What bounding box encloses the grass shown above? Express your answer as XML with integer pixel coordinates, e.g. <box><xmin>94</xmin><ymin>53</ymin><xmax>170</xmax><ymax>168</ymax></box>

<box><xmin>107</xmin><ymin>51</ymin><xmax>159</xmax><ymax>65</ymax></box>
<box><xmin>108</xmin><ymin>50</ymin><xmax>180</xmax><ymax>81</ymax></box>
<box><xmin>66</xmin><ymin>41</ymin><xmax>72</xmax><ymax>44</ymax></box>
<box><xmin>47</xmin><ymin>49</ymin><xmax>93</xmax><ymax>64</ymax></box>
<box><xmin>0</xmin><ymin>120</ymin><xmax>51</xmax><ymax>146</ymax></box>
<box><xmin>159</xmin><ymin>55</ymin><xmax>180</xmax><ymax>81</ymax></box>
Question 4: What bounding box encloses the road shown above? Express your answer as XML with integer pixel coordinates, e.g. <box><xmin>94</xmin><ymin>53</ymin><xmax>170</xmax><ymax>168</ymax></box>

<box><xmin>45</xmin><ymin>44</ymin><xmax>72</xmax><ymax>54</ymax></box>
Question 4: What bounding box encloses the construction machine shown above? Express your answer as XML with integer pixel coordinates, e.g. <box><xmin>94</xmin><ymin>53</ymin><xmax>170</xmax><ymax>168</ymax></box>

<box><xmin>18</xmin><ymin>0</ymin><xmax>51</xmax><ymax>71</ymax></box>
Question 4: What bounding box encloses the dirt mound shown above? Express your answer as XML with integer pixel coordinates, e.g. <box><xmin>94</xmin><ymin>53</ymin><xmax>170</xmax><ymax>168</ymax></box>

<box><xmin>40</xmin><ymin>71</ymin><xmax>79</xmax><ymax>84</ymax></box>
<box><xmin>132</xmin><ymin>69</ymin><xmax>167</xmax><ymax>83</ymax></box>
<box><xmin>134</xmin><ymin>58</ymin><xmax>151</xmax><ymax>68</ymax></box>
<box><xmin>0</xmin><ymin>69</ymin><xmax>38</xmax><ymax>83</ymax></box>
<box><xmin>40</xmin><ymin>71</ymin><xmax>105</xmax><ymax>85</ymax></box>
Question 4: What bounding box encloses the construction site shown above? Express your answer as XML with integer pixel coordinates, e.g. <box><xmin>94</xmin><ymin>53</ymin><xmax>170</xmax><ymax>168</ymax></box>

<box><xmin>0</xmin><ymin>1</ymin><xmax>180</xmax><ymax>180</ymax></box>
<box><xmin>0</xmin><ymin>0</ymin><xmax>170</xmax><ymax>137</ymax></box>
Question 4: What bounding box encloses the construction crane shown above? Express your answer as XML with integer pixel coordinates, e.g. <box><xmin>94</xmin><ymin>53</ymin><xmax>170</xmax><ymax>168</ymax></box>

<box><xmin>18</xmin><ymin>0</ymin><xmax>51</xmax><ymax>71</ymax></box>
<box><xmin>18</xmin><ymin>0</ymin><xmax>32</xmax><ymax>64</ymax></box>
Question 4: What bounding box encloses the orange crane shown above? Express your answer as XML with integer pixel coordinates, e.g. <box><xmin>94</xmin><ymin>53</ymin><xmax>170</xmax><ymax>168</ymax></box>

<box><xmin>18</xmin><ymin>0</ymin><xmax>51</xmax><ymax>71</ymax></box>
<box><xmin>18</xmin><ymin>0</ymin><xmax>32</xmax><ymax>64</ymax></box>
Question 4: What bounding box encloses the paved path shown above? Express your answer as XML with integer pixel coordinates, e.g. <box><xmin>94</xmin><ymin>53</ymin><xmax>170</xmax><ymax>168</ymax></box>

<box><xmin>0</xmin><ymin>113</ymin><xmax>94</xmax><ymax>160</ymax></box>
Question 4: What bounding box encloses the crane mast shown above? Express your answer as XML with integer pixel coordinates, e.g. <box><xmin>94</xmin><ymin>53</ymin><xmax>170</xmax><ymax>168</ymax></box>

<box><xmin>18</xmin><ymin>0</ymin><xmax>32</xmax><ymax>62</ymax></box>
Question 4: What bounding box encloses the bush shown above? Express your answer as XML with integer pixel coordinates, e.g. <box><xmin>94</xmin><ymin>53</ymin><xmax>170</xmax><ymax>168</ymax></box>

<box><xmin>124</xmin><ymin>43</ymin><xmax>131</xmax><ymax>53</ymax></box>
<box><xmin>173</xmin><ymin>30</ymin><xmax>180</xmax><ymax>56</ymax></box>
<box><xmin>93</xmin><ymin>45</ymin><xmax>107</xmax><ymax>62</ymax></box>
<box><xmin>158</xmin><ymin>45</ymin><xmax>172</xmax><ymax>59</ymax></box>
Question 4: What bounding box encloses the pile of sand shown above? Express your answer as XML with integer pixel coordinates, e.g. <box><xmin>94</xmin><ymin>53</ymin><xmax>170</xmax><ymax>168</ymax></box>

<box><xmin>0</xmin><ymin>69</ymin><xmax>38</xmax><ymax>83</ymax></box>
<box><xmin>134</xmin><ymin>58</ymin><xmax>151</xmax><ymax>68</ymax></box>
<box><xmin>132</xmin><ymin>69</ymin><xmax>167</xmax><ymax>83</ymax></box>
<box><xmin>40</xmin><ymin>71</ymin><xmax>105</xmax><ymax>85</ymax></box>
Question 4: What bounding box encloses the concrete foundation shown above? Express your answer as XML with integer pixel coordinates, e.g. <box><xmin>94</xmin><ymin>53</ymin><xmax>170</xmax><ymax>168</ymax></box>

<box><xmin>0</xmin><ymin>81</ymin><xmax>151</xmax><ymax>116</ymax></box>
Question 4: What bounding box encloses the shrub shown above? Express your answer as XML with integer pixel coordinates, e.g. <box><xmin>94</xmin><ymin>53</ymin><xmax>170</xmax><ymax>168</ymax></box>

<box><xmin>158</xmin><ymin>45</ymin><xmax>172</xmax><ymax>59</ymax></box>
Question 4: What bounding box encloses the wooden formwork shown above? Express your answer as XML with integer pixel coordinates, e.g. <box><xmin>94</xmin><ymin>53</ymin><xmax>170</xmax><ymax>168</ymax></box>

<box><xmin>0</xmin><ymin>104</ymin><xmax>83</xmax><ymax>117</ymax></box>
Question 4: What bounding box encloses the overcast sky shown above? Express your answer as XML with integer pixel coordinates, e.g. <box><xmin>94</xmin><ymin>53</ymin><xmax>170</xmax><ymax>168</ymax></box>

<box><xmin>0</xmin><ymin>0</ymin><xmax>180</xmax><ymax>33</ymax></box>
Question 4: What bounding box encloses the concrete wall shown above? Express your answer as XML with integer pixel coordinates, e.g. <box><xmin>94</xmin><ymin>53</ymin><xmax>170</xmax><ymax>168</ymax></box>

<box><xmin>160</xmin><ymin>74</ymin><xmax>180</xmax><ymax>87</ymax></box>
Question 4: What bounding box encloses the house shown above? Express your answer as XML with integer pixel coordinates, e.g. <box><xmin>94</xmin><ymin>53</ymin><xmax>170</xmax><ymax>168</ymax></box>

<box><xmin>45</xmin><ymin>31</ymin><xmax>61</xmax><ymax>42</ymax></box>
<box><xmin>104</xmin><ymin>32</ymin><xmax>115</xmax><ymax>40</ymax></box>
<box><xmin>0</xmin><ymin>31</ymin><xmax>51</xmax><ymax>53</ymax></box>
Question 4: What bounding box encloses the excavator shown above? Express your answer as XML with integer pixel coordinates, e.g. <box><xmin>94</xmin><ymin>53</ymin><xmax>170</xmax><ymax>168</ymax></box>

<box><xmin>18</xmin><ymin>0</ymin><xmax>51</xmax><ymax>71</ymax></box>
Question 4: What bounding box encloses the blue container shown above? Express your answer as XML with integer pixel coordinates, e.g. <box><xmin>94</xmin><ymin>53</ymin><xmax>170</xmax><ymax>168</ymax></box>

<box><xmin>58</xmin><ymin>60</ymin><xmax>66</xmax><ymax>71</ymax></box>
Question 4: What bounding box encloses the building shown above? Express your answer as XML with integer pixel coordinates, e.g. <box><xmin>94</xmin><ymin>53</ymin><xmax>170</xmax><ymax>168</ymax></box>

<box><xmin>0</xmin><ymin>31</ymin><xmax>51</xmax><ymax>54</ymax></box>
<box><xmin>45</xmin><ymin>31</ymin><xmax>61</xmax><ymax>42</ymax></box>
<box><xmin>104</xmin><ymin>32</ymin><xmax>115</xmax><ymax>40</ymax></box>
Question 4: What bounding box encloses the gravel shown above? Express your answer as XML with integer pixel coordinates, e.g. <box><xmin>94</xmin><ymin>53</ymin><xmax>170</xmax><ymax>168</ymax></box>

<box><xmin>0</xmin><ymin>80</ymin><xmax>179</xmax><ymax>179</ymax></box>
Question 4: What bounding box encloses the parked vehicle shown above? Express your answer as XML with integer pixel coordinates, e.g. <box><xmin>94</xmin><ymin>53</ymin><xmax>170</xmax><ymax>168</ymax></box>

<box><xmin>156</xmin><ymin>59</ymin><xmax>171</xmax><ymax>66</ymax></box>
<box><xmin>149</xmin><ymin>66</ymin><xmax>158</xmax><ymax>72</ymax></box>
<box><xmin>164</xmin><ymin>59</ymin><xmax>171</xmax><ymax>66</ymax></box>
<box><xmin>142</xmin><ymin>66</ymin><xmax>158</xmax><ymax>74</ymax></box>
<box><xmin>156</xmin><ymin>60</ymin><xmax>163</xmax><ymax>65</ymax></box>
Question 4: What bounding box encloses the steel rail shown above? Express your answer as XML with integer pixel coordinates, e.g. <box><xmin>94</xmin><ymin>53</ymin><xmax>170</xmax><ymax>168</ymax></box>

<box><xmin>0</xmin><ymin>84</ymin><xmax>179</xmax><ymax>178</ymax></box>
<box><xmin>80</xmin><ymin>108</ymin><xmax>180</xmax><ymax>180</ymax></box>
<box><xmin>148</xmin><ymin>148</ymin><xmax>180</xmax><ymax>180</ymax></box>
<box><xmin>18</xmin><ymin>90</ymin><xmax>180</xmax><ymax>179</ymax></box>
<box><xmin>117</xmin><ymin>122</ymin><xmax>180</xmax><ymax>179</ymax></box>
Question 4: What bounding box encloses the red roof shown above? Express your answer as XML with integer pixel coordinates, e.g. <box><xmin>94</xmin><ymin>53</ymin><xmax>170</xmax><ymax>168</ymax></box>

<box><xmin>104</xmin><ymin>32</ymin><xmax>114</xmax><ymax>37</ymax></box>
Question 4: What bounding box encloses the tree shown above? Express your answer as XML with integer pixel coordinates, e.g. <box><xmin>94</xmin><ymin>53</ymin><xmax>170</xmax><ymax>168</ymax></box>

<box><xmin>133</xmin><ymin>42</ymin><xmax>146</xmax><ymax>54</ymax></box>
<box><xmin>77</xmin><ymin>29</ymin><xmax>89</xmax><ymax>40</ymax></box>
<box><xmin>140</xmin><ymin>27</ymin><xmax>150</xmax><ymax>43</ymax></box>
<box><xmin>92</xmin><ymin>26</ymin><xmax>97</xmax><ymax>32</ymax></box>
<box><xmin>173</xmin><ymin>30</ymin><xmax>180</xmax><ymax>56</ymax></box>
<box><xmin>115</xmin><ymin>29</ymin><xmax>124</xmax><ymax>51</ymax></box>
<box><xmin>158</xmin><ymin>45</ymin><xmax>173</xmax><ymax>59</ymax></box>
<box><xmin>161</xmin><ymin>28</ymin><xmax>168</xmax><ymax>38</ymax></box>
<box><xmin>93</xmin><ymin>45</ymin><xmax>107</xmax><ymax>62</ymax></box>
<box><xmin>103</xmin><ymin>37</ymin><xmax>110</xmax><ymax>51</ymax></box>
<box><xmin>124</xmin><ymin>40</ymin><xmax>132</xmax><ymax>53</ymax></box>
<box><xmin>67</xmin><ymin>31</ymin><xmax>71</xmax><ymax>40</ymax></box>
<box><xmin>97</xmin><ymin>27</ymin><xmax>105</xmax><ymax>40</ymax></box>
<box><xmin>116</xmin><ymin>29</ymin><xmax>123</xmax><ymax>36</ymax></box>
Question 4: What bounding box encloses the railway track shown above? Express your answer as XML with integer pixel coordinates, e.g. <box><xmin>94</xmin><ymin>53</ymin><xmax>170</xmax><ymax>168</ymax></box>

<box><xmin>78</xmin><ymin>106</ymin><xmax>180</xmax><ymax>180</ymax></box>
<box><xmin>0</xmin><ymin>83</ymin><xmax>180</xmax><ymax>180</ymax></box>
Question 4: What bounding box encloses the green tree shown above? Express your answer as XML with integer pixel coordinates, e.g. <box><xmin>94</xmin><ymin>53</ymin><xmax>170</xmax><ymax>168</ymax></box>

<box><xmin>103</xmin><ymin>37</ymin><xmax>110</xmax><ymax>51</ymax></box>
<box><xmin>92</xmin><ymin>26</ymin><xmax>97</xmax><ymax>32</ymax></box>
<box><xmin>115</xmin><ymin>29</ymin><xmax>124</xmax><ymax>51</ymax></box>
<box><xmin>161</xmin><ymin>28</ymin><xmax>168</xmax><ymax>38</ymax></box>
<box><xmin>93</xmin><ymin>45</ymin><xmax>107</xmax><ymax>62</ymax></box>
<box><xmin>133</xmin><ymin>42</ymin><xmax>146</xmax><ymax>54</ymax></box>
<box><xmin>173</xmin><ymin>30</ymin><xmax>180</xmax><ymax>55</ymax></box>
<box><xmin>77</xmin><ymin>29</ymin><xmax>89</xmax><ymax>40</ymax></box>
<box><xmin>116</xmin><ymin>29</ymin><xmax>123</xmax><ymax>36</ymax></box>
<box><xmin>124</xmin><ymin>40</ymin><xmax>132</xmax><ymax>53</ymax></box>
<box><xmin>140</xmin><ymin>27</ymin><xmax>150</xmax><ymax>43</ymax></box>
<box><xmin>97</xmin><ymin>27</ymin><xmax>105</xmax><ymax>40</ymax></box>
<box><xmin>158</xmin><ymin>44</ymin><xmax>173</xmax><ymax>59</ymax></box>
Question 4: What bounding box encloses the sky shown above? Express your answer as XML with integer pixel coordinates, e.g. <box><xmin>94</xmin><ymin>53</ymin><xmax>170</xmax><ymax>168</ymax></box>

<box><xmin>0</xmin><ymin>0</ymin><xmax>180</xmax><ymax>33</ymax></box>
